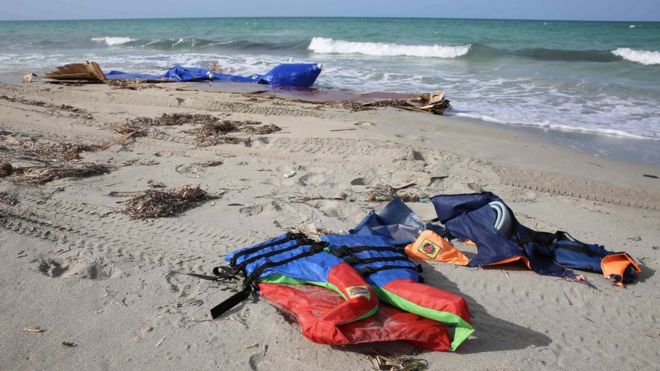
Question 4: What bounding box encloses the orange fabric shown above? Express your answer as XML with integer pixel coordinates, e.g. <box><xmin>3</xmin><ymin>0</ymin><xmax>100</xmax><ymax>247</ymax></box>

<box><xmin>486</xmin><ymin>256</ymin><xmax>532</xmax><ymax>270</ymax></box>
<box><xmin>601</xmin><ymin>253</ymin><xmax>641</xmax><ymax>286</ymax></box>
<box><xmin>405</xmin><ymin>230</ymin><xmax>469</xmax><ymax>266</ymax></box>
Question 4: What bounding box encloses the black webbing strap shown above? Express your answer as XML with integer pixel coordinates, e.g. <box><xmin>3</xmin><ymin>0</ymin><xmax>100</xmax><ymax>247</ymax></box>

<box><xmin>214</xmin><ymin>238</ymin><xmax>314</xmax><ymax>280</ymax></box>
<box><xmin>330</xmin><ymin>245</ymin><xmax>403</xmax><ymax>257</ymax></box>
<box><xmin>343</xmin><ymin>255</ymin><xmax>412</xmax><ymax>266</ymax></box>
<box><xmin>228</xmin><ymin>232</ymin><xmax>305</xmax><ymax>266</ymax></box>
<box><xmin>210</xmin><ymin>243</ymin><xmax>327</xmax><ymax>319</ymax></box>
<box><xmin>357</xmin><ymin>263</ymin><xmax>422</xmax><ymax>277</ymax></box>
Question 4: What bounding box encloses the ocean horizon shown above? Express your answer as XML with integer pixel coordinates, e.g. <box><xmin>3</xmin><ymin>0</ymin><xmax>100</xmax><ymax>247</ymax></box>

<box><xmin>1</xmin><ymin>17</ymin><xmax>659</xmax><ymax>147</ymax></box>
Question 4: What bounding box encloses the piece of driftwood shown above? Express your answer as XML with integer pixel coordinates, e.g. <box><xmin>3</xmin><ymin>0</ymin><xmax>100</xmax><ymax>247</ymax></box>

<box><xmin>45</xmin><ymin>61</ymin><xmax>106</xmax><ymax>82</ymax></box>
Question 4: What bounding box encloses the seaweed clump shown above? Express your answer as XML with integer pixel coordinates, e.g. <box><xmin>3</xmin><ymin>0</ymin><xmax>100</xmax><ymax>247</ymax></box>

<box><xmin>123</xmin><ymin>185</ymin><xmax>215</xmax><ymax>219</ymax></box>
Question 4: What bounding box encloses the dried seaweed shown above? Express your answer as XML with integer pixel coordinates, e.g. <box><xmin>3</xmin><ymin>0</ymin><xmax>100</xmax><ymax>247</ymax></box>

<box><xmin>367</xmin><ymin>185</ymin><xmax>421</xmax><ymax>202</ymax></box>
<box><xmin>369</xmin><ymin>355</ymin><xmax>428</xmax><ymax>371</ymax></box>
<box><xmin>242</xmin><ymin>124</ymin><xmax>281</xmax><ymax>135</ymax></box>
<box><xmin>123</xmin><ymin>185</ymin><xmax>215</xmax><ymax>219</ymax></box>
<box><xmin>0</xmin><ymin>95</ymin><xmax>92</xmax><ymax>118</ymax></box>
<box><xmin>0</xmin><ymin>135</ymin><xmax>97</xmax><ymax>163</ymax></box>
<box><xmin>110</xmin><ymin>123</ymin><xmax>148</xmax><ymax>138</ymax></box>
<box><xmin>0</xmin><ymin>192</ymin><xmax>18</xmax><ymax>206</ymax></box>
<box><xmin>12</xmin><ymin>163</ymin><xmax>112</xmax><ymax>184</ymax></box>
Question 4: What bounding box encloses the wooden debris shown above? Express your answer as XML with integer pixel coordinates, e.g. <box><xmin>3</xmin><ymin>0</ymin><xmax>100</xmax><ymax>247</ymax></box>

<box><xmin>45</xmin><ymin>61</ymin><xmax>106</xmax><ymax>82</ymax></box>
<box><xmin>23</xmin><ymin>325</ymin><xmax>46</xmax><ymax>333</ymax></box>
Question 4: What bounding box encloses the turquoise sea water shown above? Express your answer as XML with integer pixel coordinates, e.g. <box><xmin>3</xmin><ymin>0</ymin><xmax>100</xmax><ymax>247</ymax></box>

<box><xmin>1</xmin><ymin>18</ymin><xmax>659</xmax><ymax>149</ymax></box>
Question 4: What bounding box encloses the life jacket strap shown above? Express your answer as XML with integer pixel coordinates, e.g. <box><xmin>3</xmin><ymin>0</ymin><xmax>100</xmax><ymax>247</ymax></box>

<box><xmin>222</xmin><ymin>238</ymin><xmax>316</xmax><ymax>279</ymax></box>
<box><xmin>210</xmin><ymin>242</ymin><xmax>327</xmax><ymax>319</ymax></box>
<box><xmin>357</xmin><ymin>264</ymin><xmax>423</xmax><ymax>277</ymax></box>
<box><xmin>329</xmin><ymin>245</ymin><xmax>403</xmax><ymax>257</ymax></box>
<box><xmin>343</xmin><ymin>255</ymin><xmax>415</xmax><ymax>266</ymax></box>
<box><xmin>228</xmin><ymin>232</ymin><xmax>306</xmax><ymax>266</ymax></box>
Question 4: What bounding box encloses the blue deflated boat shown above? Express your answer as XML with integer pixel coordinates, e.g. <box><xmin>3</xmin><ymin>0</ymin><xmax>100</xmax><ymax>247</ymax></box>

<box><xmin>104</xmin><ymin>63</ymin><xmax>322</xmax><ymax>88</ymax></box>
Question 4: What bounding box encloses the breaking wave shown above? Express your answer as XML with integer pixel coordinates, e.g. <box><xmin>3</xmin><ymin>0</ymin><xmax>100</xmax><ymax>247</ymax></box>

<box><xmin>91</xmin><ymin>37</ymin><xmax>136</xmax><ymax>46</ymax></box>
<box><xmin>612</xmin><ymin>48</ymin><xmax>660</xmax><ymax>65</ymax></box>
<box><xmin>308</xmin><ymin>37</ymin><xmax>471</xmax><ymax>58</ymax></box>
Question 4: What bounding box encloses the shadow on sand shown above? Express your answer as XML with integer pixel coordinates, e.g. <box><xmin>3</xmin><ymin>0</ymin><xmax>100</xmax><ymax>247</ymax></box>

<box><xmin>340</xmin><ymin>261</ymin><xmax>551</xmax><ymax>357</ymax></box>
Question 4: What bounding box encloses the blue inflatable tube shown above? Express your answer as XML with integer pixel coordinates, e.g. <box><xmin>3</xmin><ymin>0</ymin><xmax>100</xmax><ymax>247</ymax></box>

<box><xmin>104</xmin><ymin>63</ymin><xmax>322</xmax><ymax>88</ymax></box>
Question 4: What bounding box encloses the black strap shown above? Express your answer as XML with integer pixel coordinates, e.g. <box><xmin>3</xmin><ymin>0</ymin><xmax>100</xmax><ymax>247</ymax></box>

<box><xmin>330</xmin><ymin>245</ymin><xmax>403</xmax><ymax>257</ymax></box>
<box><xmin>216</xmin><ymin>238</ymin><xmax>314</xmax><ymax>279</ymax></box>
<box><xmin>358</xmin><ymin>264</ymin><xmax>423</xmax><ymax>277</ymax></box>
<box><xmin>228</xmin><ymin>232</ymin><xmax>305</xmax><ymax>266</ymax></box>
<box><xmin>343</xmin><ymin>255</ymin><xmax>413</xmax><ymax>266</ymax></box>
<box><xmin>209</xmin><ymin>243</ymin><xmax>327</xmax><ymax>319</ymax></box>
<box><xmin>210</xmin><ymin>286</ymin><xmax>253</xmax><ymax>319</ymax></box>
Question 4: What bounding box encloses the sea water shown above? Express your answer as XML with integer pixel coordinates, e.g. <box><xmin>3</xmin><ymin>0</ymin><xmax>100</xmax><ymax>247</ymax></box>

<box><xmin>1</xmin><ymin>18</ymin><xmax>658</xmax><ymax>163</ymax></box>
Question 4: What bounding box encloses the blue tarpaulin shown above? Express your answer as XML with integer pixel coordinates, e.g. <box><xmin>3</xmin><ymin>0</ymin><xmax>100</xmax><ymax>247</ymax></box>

<box><xmin>105</xmin><ymin>63</ymin><xmax>322</xmax><ymax>88</ymax></box>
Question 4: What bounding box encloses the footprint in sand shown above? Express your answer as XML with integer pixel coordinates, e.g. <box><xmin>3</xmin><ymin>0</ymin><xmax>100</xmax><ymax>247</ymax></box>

<box><xmin>37</xmin><ymin>257</ymin><xmax>119</xmax><ymax>280</ymax></box>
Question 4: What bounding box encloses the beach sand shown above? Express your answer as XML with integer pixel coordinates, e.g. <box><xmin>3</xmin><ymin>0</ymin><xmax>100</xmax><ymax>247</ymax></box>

<box><xmin>0</xmin><ymin>82</ymin><xmax>658</xmax><ymax>370</ymax></box>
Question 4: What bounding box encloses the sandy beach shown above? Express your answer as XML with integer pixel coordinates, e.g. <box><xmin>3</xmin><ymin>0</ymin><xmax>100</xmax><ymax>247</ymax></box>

<box><xmin>0</xmin><ymin>81</ymin><xmax>658</xmax><ymax>370</ymax></box>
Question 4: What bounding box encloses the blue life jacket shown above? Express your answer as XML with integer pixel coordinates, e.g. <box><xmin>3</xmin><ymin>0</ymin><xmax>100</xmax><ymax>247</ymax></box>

<box><xmin>432</xmin><ymin>192</ymin><xmax>640</xmax><ymax>284</ymax></box>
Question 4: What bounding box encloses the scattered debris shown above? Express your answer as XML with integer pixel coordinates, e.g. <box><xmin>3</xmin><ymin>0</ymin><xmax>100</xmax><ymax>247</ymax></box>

<box><xmin>0</xmin><ymin>138</ymin><xmax>97</xmax><ymax>162</ymax></box>
<box><xmin>23</xmin><ymin>325</ymin><xmax>46</xmax><ymax>333</ymax></box>
<box><xmin>45</xmin><ymin>61</ymin><xmax>106</xmax><ymax>82</ymax></box>
<box><xmin>191</xmin><ymin>121</ymin><xmax>245</xmax><ymax>147</ymax></box>
<box><xmin>22</xmin><ymin>72</ymin><xmax>36</xmax><ymax>84</ymax></box>
<box><xmin>643</xmin><ymin>174</ymin><xmax>658</xmax><ymax>179</ymax></box>
<box><xmin>123</xmin><ymin>185</ymin><xmax>216</xmax><ymax>219</ymax></box>
<box><xmin>415</xmin><ymin>91</ymin><xmax>451</xmax><ymax>114</ymax></box>
<box><xmin>329</xmin><ymin>128</ymin><xmax>357</xmax><ymax>132</ymax></box>
<box><xmin>0</xmin><ymin>192</ymin><xmax>19</xmax><ymax>206</ymax></box>
<box><xmin>369</xmin><ymin>355</ymin><xmax>428</xmax><ymax>371</ymax></box>
<box><xmin>12</xmin><ymin>163</ymin><xmax>112</xmax><ymax>184</ymax></box>
<box><xmin>110</xmin><ymin>123</ymin><xmax>148</xmax><ymax>138</ymax></box>
<box><xmin>283</xmin><ymin>171</ymin><xmax>296</xmax><ymax>178</ymax></box>
<box><xmin>367</xmin><ymin>185</ymin><xmax>420</xmax><ymax>202</ymax></box>
<box><xmin>62</xmin><ymin>341</ymin><xmax>78</xmax><ymax>348</ymax></box>
<box><xmin>0</xmin><ymin>95</ymin><xmax>92</xmax><ymax>119</ymax></box>
<box><xmin>241</xmin><ymin>123</ymin><xmax>281</xmax><ymax>135</ymax></box>
<box><xmin>107</xmin><ymin>79</ymin><xmax>160</xmax><ymax>90</ymax></box>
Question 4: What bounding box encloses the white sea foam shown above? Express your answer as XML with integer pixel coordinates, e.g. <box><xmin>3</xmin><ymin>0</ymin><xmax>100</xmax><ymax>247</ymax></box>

<box><xmin>91</xmin><ymin>37</ymin><xmax>135</xmax><ymax>46</ymax></box>
<box><xmin>308</xmin><ymin>37</ymin><xmax>470</xmax><ymax>58</ymax></box>
<box><xmin>612</xmin><ymin>48</ymin><xmax>660</xmax><ymax>65</ymax></box>
<box><xmin>452</xmin><ymin>112</ymin><xmax>654</xmax><ymax>140</ymax></box>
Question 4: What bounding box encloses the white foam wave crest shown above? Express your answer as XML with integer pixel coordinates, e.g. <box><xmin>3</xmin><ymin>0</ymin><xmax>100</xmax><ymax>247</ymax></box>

<box><xmin>308</xmin><ymin>37</ymin><xmax>470</xmax><ymax>58</ymax></box>
<box><xmin>91</xmin><ymin>37</ymin><xmax>135</xmax><ymax>46</ymax></box>
<box><xmin>612</xmin><ymin>48</ymin><xmax>660</xmax><ymax>65</ymax></box>
<box><xmin>452</xmin><ymin>112</ymin><xmax>654</xmax><ymax>140</ymax></box>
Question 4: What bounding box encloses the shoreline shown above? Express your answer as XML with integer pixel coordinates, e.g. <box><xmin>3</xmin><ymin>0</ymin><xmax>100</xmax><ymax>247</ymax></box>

<box><xmin>184</xmin><ymin>80</ymin><xmax>660</xmax><ymax>168</ymax></box>
<box><xmin>0</xmin><ymin>81</ymin><xmax>658</xmax><ymax>370</ymax></box>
